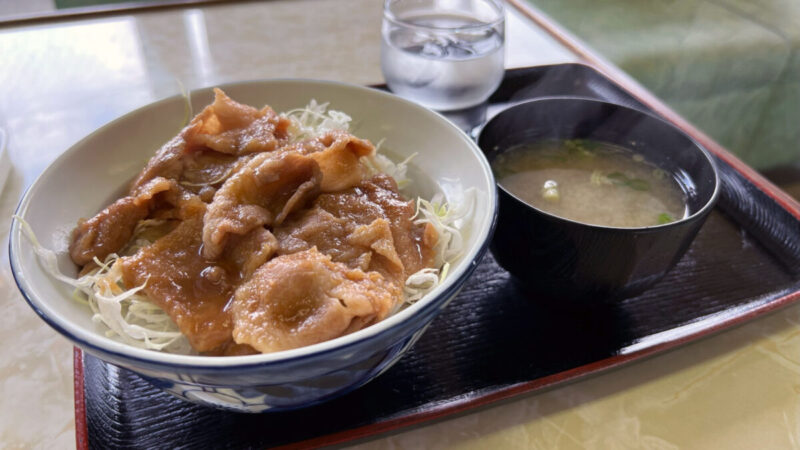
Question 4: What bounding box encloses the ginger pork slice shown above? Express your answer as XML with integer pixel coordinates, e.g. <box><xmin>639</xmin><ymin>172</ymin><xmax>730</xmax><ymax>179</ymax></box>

<box><xmin>281</xmin><ymin>130</ymin><xmax>374</xmax><ymax>192</ymax></box>
<box><xmin>202</xmin><ymin>152</ymin><xmax>322</xmax><ymax>260</ymax></box>
<box><xmin>129</xmin><ymin>134</ymin><xmax>187</xmax><ymax>193</ymax></box>
<box><xmin>314</xmin><ymin>173</ymin><xmax>438</xmax><ymax>276</ymax></box>
<box><xmin>179</xmin><ymin>148</ymin><xmax>248</xmax><ymax>194</ymax></box>
<box><xmin>274</xmin><ymin>173</ymin><xmax>438</xmax><ymax>287</ymax></box>
<box><xmin>222</xmin><ymin>226</ymin><xmax>279</xmax><ymax>281</ymax></box>
<box><xmin>119</xmin><ymin>201</ymin><xmax>235</xmax><ymax>353</ymax></box>
<box><xmin>129</xmin><ymin>88</ymin><xmax>290</xmax><ymax>192</ymax></box>
<box><xmin>119</xmin><ymin>194</ymin><xmax>276</xmax><ymax>354</ymax></box>
<box><xmin>275</xmin><ymin>207</ymin><xmax>405</xmax><ymax>285</ymax></box>
<box><xmin>231</xmin><ymin>247</ymin><xmax>399</xmax><ymax>353</ymax></box>
<box><xmin>69</xmin><ymin>177</ymin><xmax>182</xmax><ymax>266</ymax></box>
<box><xmin>187</xmin><ymin>88</ymin><xmax>291</xmax><ymax>156</ymax></box>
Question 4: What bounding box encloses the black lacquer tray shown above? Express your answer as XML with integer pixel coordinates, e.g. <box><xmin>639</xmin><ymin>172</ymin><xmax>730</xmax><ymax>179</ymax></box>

<box><xmin>75</xmin><ymin>63</ymin><xmax>800</xmax><ymax>449</ymax></box>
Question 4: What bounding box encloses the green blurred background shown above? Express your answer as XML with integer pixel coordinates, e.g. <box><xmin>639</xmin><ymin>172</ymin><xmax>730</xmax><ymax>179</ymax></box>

<box><xmin>528</xmin><ymin>0</ymin><xmax>800</xmax><ymax>174</ymax></box>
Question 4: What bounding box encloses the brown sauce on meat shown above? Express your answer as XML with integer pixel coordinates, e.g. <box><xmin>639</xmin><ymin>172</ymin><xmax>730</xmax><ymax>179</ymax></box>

<box><xmin>120</xmin><ymin>213</ymin><xmax>234</xmax><ymax>352</ymax></box>
<box><xmin>232</xmin><ymin>248</ymin><xmax>397</xmax><ymax>353</ymax></box>
<box><xmin>70</xmin><ymin>89</ymin><xmax>439</xmax><ymax>355</ymax></box>
<box><xmin>314</xmin><ymin>174</ymin><xmax>437</xmax><ymax>275</ymax></box>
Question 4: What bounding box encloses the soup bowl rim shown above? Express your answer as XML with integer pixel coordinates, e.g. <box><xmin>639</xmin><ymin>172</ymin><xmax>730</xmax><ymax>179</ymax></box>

<box><xmin>480</xmin><ymin>96</ymin><xmax>720</xmax><ymax>232</ymax></box>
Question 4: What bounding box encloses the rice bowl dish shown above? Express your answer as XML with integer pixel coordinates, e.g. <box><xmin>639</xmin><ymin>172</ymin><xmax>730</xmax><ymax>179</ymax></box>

<box><xmin>9</xmin><ymin>79</ymin><xmax>496</xmax><ymax>411</ymax></box>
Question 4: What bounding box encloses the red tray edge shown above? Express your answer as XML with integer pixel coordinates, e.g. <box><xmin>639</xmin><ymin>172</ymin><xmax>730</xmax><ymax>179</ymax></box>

<box><xmin>281</xmin><ymin>293</ymin><xmax>800</xmax><ymax>448</ymax></box>
<box><xmin>74</xmin><ymin>289</ymin><xmax>800</xmax><ymax>449</ymax></box>
<box><xmin>73</xmin><ymin>3</ymin><xmax>800</xmax><ymax>448</ymax></box>
<box><xmin>74</xmin><ymin>348</ymin><xmax>89</xmax><ymax>450</ymax></box>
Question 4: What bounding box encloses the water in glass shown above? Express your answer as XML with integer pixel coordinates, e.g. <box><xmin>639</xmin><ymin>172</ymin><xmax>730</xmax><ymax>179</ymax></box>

<box><xmin>381</xmin><ymin>4</ymin><xmax>505</xmax><ymax>111</ymax></box>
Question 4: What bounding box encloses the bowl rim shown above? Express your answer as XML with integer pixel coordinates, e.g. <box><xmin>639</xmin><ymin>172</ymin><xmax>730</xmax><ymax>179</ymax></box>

<box><xmin>9</xmin><ymin>78</ymin><xmax>498</xmax><ymax>370</ymax></box>
<box><xmin>478</xmin><ymin>96</ymin><xmax>720</xmax><ymax>232</ymax></box>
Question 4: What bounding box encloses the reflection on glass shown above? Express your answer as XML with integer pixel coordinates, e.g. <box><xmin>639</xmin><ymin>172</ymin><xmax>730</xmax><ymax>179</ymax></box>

<box><xmin>381</xmin><ymin>0</ymin><xmax>505</xmax><ymax>111</ymax></box>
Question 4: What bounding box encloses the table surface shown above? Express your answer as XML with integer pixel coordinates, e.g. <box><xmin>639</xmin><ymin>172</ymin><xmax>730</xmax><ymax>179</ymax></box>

<box><xmin>2</xmin><ymin>1</ymin><xmax>800</xmax><ymax>448</ymax></box>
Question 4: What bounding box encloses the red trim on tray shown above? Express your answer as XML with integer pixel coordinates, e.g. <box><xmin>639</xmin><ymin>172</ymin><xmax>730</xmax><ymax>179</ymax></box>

<box><xmin>506</xmin><ymin>0</ymin><xmax>800</xmax><ymax>220</ymax></box>
<box><xmin>72</xmin><ymin>3</ymin><xmax>800</xmax><ymax>448</ymax></box>
<box><xmin>73</xmin><ymin>347</ymin><xmax>89</xmax><ymax>450</ymax></box>
<box><xmin>282</xmin><ymin>290</ymin><xmax>800</xmax><ymax>449</ymax></box>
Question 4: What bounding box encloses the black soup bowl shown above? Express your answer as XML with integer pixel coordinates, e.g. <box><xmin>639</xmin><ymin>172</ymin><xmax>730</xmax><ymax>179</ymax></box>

<box><xmin>478</xmin><ymin>98</ymin><xmax>720</xmax><ymax>301</ymax></box>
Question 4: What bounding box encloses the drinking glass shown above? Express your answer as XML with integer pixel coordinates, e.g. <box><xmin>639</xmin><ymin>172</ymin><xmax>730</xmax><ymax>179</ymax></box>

<box><xmin>381</xmin><ymin>0</ymin><xmax>505</xmax><ymax>111</ymax></box>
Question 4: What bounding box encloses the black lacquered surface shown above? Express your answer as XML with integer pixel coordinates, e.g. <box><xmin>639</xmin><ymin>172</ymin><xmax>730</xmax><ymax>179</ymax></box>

<box><xmin>480</xmin><ymin>97</ymin><xmax>719</xmax><ymax>299</ymax></box>
<box><xmin>83</xmin><ymin>64</ymin><xmax>800</xmax><ymax>449</ymax></box>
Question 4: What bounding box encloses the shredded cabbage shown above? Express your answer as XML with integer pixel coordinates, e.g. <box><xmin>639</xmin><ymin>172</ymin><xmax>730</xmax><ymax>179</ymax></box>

<box><xmin>283</xmin><ymin>99</ymin><xmax>352</xmax><ymax>141</ymax></box>
<box><xmin>402</xmin><ymin>189</ymin><xmax>476</xmax><ymax>304</ymax></box>
<box><xmin>16</xmin><ymin>216</ymin><xmax>191</xmax><ymax>353</ymax></box>
<box><xmin>21</xmin><ymin>100</ymin><xmax>471</xmax><ymax>354</ymax></box>
<box><xmin>363</xmin><ymin>143</ymin><xmax>415</xmax><ymax>190</ymax></box>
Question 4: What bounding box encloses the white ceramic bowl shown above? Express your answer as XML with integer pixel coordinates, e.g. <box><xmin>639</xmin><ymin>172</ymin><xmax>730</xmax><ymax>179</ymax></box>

<box><xmin>9</xmin><ymin>79</ymin><xmax>496</xmax><ymax>412</ymax></box>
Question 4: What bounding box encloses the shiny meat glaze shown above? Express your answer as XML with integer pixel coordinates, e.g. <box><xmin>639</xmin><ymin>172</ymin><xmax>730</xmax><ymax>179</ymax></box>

<box><xmin>232</xmin><ymin>247</ymin><xmax>397</xmax><ymax>353</ymax></box>
<box><xmin>275</xmin><ymin>174</ymin><xmax>438</xmax><ymax>285</ymax></box>
<box><xmin>281</xmin><ymin>130</ymin><xmax>374</xmax><ymax>192</ymax></box>
<box><xmin>69</xmin><ymin>177</ymin><xmax>180</xmax><ymax>266</ymax></box>
<box><xmin>120</xmin><ymin>200</ymin><xmax>236</xmax><ymax>352</ymax></box>
<box><xmin>315</xmin><ymin>174</ymin><xmax>438</xmax><ymax>276</ymax></box>
<box><xmin>68</xmin><ymin>89</ymin><xmax>438</xmax><ymax>355</ymax></box>
<box><xmin>201</xmin><ymin>152</ymin><xmax>322</xmax><ymax>260</ymax></box>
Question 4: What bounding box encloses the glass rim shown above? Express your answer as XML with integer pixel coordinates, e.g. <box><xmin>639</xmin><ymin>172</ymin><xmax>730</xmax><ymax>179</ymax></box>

<box><xmin>383</xmin><ymin>0</ymin><xmax>505</xmax><ymax>31</ymax></box>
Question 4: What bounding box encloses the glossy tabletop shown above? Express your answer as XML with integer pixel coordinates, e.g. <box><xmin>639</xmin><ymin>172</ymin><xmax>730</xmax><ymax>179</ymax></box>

<box><xmin>1</xmin><ymin>0</ymin><xmax>799</xmax><ymax>448</ymax></box>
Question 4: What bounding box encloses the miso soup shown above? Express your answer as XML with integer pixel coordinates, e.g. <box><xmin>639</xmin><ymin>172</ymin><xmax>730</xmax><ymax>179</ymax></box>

<box><xmin>493</xmin><ymin>139</ymin><xmax>688</xmax><ymax>228</ymax></box>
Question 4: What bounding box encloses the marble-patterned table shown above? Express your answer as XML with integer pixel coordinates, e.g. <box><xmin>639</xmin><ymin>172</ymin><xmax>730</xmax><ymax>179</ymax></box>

<box><xmin>1</xmin><ymin>1</ymin><xmax>799</xmax><ymax>448</ymax></box>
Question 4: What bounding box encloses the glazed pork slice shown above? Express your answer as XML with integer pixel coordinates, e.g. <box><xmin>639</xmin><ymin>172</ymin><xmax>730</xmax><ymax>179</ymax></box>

<box><xmin>179</xmin><ymin>148</ymin><xmax>250</xmax><ymax>200</ymax></box>
<box><xmin>276</xmin><ymin>207</ymin><xmax>371</xmax><ymax>270</ymax></box>
<box><xmin>129</xmin><ymin>134</ymin><xmax>187</xmax><ymax>193</ymax></box>
<box><xmin>222</xmin><ymin>226</ymin><xmax>279</xmax><ymax>280</ymax></box>
<box><xmin>69</xmin><ymin>177</ymin><xmax>183</xmax><ymax>266</ymax></box>
<box><xmin>202</xmin><ymin>152</ymin><xmax>322</xmax><ymax>259</ymax></box>
<box><xmin>231</xmin><ymin>247</ymin><xmax>397</xmax><ymax>353</ymax></box>
<box><xmin>119</xmin><ymin>200</ymin><xmax>236</xmax><ymax>352</ymax></box>
<box><xmin>275</xmin><ymin>207</ymin><xmax>405</xmax><ymax>285</ymax></box>
<box><xmin>187</xmin><ymin>88</ymin><xmax>290</xmax><ymax>156</ymax></box>
<box><xmin>129</xmin><ymin>88</ymin><xmax>290</xmax><ymax>192</ymax></box>
<box><xmin>281</xmin><ymin>174</ymin><xmax>438</xmax><ymax>278</ymax></box>
<box><xmin>280</xmin><ymin>130</ymin><xmax>374</xmax><ymax>192</ymax></box>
